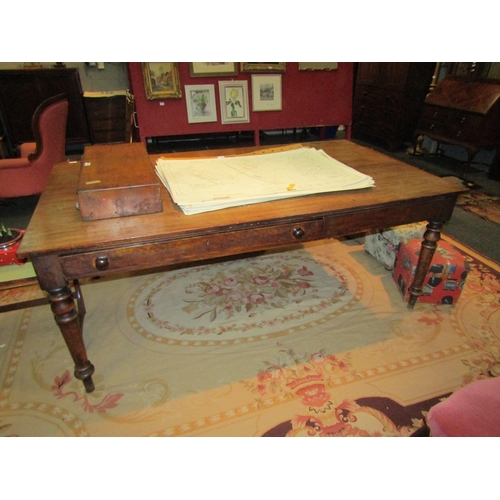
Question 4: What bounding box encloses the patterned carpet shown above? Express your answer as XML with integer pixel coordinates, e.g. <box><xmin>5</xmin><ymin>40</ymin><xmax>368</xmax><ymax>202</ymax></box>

<box><xmin>1</xmin><ymin>235</ymin><xmax>499</xmax><ymax>436</ymax></box>
<box><xmin>456</xmin><ymin>190</ymin><xmax>500</xmax><ymax>225</ymax></box>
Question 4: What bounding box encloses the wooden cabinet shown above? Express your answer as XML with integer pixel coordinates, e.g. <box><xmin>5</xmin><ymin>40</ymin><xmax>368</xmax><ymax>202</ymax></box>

<box><xmin>353</xmin><ymin>62</ymin><xmax>436</xmax><ymax>150</ymax></box>
<box><xmin>413</xmin><ymin>78</ymin><xmax>500</xmax><ymax>172</ymax></box>
<box><xmin>0</xmin><ymin>68</ymin><xmax>90</xmax><ymax>148</ymax></box>
<box><xmin>83</xmin><ymin>92</ymin><xmax>134</xmax><ymax>144</ymax></box>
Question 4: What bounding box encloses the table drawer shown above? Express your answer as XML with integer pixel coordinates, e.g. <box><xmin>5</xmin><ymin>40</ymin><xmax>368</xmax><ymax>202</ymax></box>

<box><xmin>60</xmin><ymin>219</ymin><xmax>325</xmax><ymax>277</ymax></box>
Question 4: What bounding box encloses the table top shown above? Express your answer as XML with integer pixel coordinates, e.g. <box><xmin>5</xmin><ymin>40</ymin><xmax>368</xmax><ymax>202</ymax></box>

<box><xmin>18</xmin><ymin>140</ymin><xmax>467</xmax><ymax>258</ymax></box>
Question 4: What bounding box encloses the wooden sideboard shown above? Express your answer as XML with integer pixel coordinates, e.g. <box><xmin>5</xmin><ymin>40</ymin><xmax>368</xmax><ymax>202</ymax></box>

<box><xmin>413</xmin><ymin>77</ymin><xmax>500</xmax><ymax>175</ymax></box>
<box><xmin>0</xmin><ymin>68</ymin><xmax>90</xmax><ymax>149</ymax></box>
<box><xmin>352</xmin><ymin>62</ymin><xmax>436</xmax><ymax>150</ymax></box>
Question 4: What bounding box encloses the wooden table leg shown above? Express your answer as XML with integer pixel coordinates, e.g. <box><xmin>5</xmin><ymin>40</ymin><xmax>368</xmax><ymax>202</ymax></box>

<box><xmin>407</xmin><ymin>221</ymin><xmax>442</xmax><ymax>310</ymax></box>
<box><xmin>32</xmin><ymin>256</ymin><xmax>95</xmax><ymax>393</ymax></box>
<box><xmin>48</xmin><ymin>285</ymin><xmax>95</xmax><ymax>392</ymax></box>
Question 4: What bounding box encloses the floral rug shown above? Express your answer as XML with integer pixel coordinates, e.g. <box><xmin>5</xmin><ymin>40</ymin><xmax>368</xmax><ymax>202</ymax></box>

<box><xmin>1</xmin><ymin>235</ymin><xmax>499</xmax><ymax>437</ymax></box>
<box><xmin>456</xmin><ymin>190</ymin><xmax>500</xmax><ymax>225</ymax></box>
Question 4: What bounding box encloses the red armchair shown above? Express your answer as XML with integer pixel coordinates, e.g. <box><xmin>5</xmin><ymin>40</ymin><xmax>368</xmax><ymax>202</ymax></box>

<box><xmin>0</xmin><ymin>93</ymin><xmax>68</xmax><ymax>198</ymax></box>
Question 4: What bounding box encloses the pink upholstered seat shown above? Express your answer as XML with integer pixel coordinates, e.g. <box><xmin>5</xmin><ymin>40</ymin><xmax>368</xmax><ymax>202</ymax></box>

<box><xmin>426</xmin><ymin>377</ymin><xmax>500</xmax><ymax>437</ymax></box>
<box><xmin>0</xmin><ymin>94</ymin><xmax>68</xmax><ymax>198</ymax></box>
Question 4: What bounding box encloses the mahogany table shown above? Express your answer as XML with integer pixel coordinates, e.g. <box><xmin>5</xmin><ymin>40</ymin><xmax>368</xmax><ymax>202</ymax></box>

<box><xmin>17</xmin><ymin>140</ymin><xmax>467</xmax><ymax>393</ymax></box>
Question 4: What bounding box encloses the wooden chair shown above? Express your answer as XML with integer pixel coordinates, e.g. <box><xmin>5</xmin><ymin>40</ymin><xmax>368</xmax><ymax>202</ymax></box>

<box><xmin>0</xmin><ymin>93</ymin><xmax>68</xmax><ymax>198</ymax></box>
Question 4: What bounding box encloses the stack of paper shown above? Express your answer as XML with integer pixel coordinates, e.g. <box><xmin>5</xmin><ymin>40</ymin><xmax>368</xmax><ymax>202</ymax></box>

<box><xmin>155</xmin><ymin>147</ymin><xmax>374</xmax><ymax>215</ymax></box>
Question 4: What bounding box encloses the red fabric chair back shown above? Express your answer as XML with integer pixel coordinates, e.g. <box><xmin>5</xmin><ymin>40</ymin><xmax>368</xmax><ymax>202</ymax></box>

<box><xmin>0</xmin><ymin>94</ymin><xmax>68</xmax><ymax>198</ymax></box>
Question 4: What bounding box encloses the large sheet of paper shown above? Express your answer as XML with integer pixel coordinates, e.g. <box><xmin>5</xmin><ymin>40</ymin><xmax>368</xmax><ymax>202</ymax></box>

<box><xmin>155</xmin><ymin>147</ymin><xmax>374</xmax><ymax>215</ymax></box>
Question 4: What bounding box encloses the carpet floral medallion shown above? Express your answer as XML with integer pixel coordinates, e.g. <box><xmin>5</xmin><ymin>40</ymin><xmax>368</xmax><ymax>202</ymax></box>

<box><xmin>1</xmin><ymin>236</ymin><xmax>499</xmax><ymax>436</ymax></box>
<box><xmin>122</xmin><ymin>247</ymin><xmax>360</xmax><ymax>349</ymax></box>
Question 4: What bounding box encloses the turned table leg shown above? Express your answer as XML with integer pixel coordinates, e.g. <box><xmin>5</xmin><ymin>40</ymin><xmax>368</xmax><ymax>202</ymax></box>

<box><xmin>32</xmin><ymin>256</ymin><xmax>95</xmax><ymax>393</ymax></box>
<box><xmin>407</xmin><ymin>221</ymin><xmax>443</xmax><ymax>310</ymax></box>
<box><xmin>48</xmin><ymin>285</ymin><xmax>95</xmax><ymax>392</ymax></box>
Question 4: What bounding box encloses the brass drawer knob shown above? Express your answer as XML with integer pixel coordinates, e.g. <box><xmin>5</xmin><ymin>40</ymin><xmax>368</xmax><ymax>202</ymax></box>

<box><xmin>292</xmin><ymin>227</ymin><xmax>305</xmax><ymax>239</ymax></box>
<box><xmin>95</xmin><ymin>256</ymin><xmax>109</xmax><ymax>271</ymax></box>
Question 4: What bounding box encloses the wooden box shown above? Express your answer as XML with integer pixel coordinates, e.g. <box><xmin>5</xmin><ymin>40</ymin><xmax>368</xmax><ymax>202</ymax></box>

<box><xmin>77</xmin><ymin>142</ymin><xmax>163</xmax><ymax>221</ymax></box>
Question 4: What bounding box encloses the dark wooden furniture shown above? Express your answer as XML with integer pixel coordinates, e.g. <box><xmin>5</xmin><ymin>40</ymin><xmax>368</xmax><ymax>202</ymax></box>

<box><xmin>17</xmin><ymin>140</ymin><xmax>467</xmax><ymax>393</ymax></box>
<box><xmin>489</xmin><ymin>151</ymin><xmax>500</xmax><ymax>181</ymax></box>
<box><xmin>413</xmin><ymin>77</ymin><xmax>500</xmax><ymax>174</ymax></box>
<box><xmin>0</xmin><ymin>68</ymin><xmax>90</xmax><ymax>148</ymax></box>
<box><xmin>83</xmin><ymin>92</ymin><xmax>134</xmax><ymax>144</ymax></box>
<box><xmin>353</xmin><ymin>62</ymin><xmax>436</xmax><ymax>150</ymax></box>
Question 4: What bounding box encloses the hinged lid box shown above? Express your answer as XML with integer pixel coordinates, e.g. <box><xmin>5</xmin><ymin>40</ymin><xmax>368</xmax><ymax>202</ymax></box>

<box><xmin>76</xmin><ymin>142</ymin><xmax>163</xmax><ymax>221</ymax></box>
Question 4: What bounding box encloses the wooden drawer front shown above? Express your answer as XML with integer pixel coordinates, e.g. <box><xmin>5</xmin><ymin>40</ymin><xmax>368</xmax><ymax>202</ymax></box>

<box><xmin>85</xmin><ymin>97</ymin><xmax>127</xmax><ymax>119</ymax></box>
<box><xmin>450</xmin><ymin>113</ymin><xmax>483</xmax><ymax>142</ymax></box>
<box><xmin>60</xmin><ymin>219</ymin><xmax>325</xmax><ymax>278</ymax></box>
<box><xmin>419</xmin><ymin>106</ymin><xmax>484</xmax><ymax>143</ymax></box>
<box><xmin>421</xmin><ymin>105</ymin><xmax>451</xmax><ymax>124</ymax></box>
<box><xmin>92</xmin><ymin>129</ymin><xmax>128</xmax><ymax>144</ymax></box>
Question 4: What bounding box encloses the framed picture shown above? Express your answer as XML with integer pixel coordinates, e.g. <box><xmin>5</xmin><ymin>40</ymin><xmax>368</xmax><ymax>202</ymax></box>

<box><xmin>189</xmin><ymin>62</ymin><xmax>237</xmax><ymax>77</ymax></box>
<box><xmin>142</xmin><ymin>62</ymin><xmax>182</xmax><ymax>99</ymax></box>
<box><xmin>251</xmin><ymin>74</ymin><xmax>282</xmax><ymax>112</ymax></box>
<box><xmin>298</xmin><ymin>63</ymin><xmax>338</xmax><ymax>71</ymax></box>
<box><xmin>185</xmin><ymin>84</ymin><xmax>218</xmax><ymax>123</ymax></box>
<box><xmin>218</xmin><ymin>81</ymin><xmax>250</xmax><ymax>124</ymax></box>
<box><xmin>241</xmin><ymin>63</ymin><xmax>286</xmax><ymax>73</ymax></box>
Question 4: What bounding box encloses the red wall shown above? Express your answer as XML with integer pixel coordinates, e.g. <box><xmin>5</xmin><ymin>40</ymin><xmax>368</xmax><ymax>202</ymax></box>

<box><xmin>128</xmin><ymin>62</ymin><xmax>354</xmax><ymax>143</ymax></box>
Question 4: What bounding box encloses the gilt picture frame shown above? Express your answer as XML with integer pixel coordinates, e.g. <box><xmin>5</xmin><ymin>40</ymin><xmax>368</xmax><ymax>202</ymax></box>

<box><xmin>188</xmin><ymin>62</ymin><xmax>237</xmax><ymax>77</ymax></box>
<box><xmin>142</xmin><ymin>62</ymin><xmax>182</xmax><ymax>99</ymax></box>
<box><xmin>240</xmin><ymin>63</ymin><xmax>286</xmax><ymax>73</ymax></box>
<box><xmin>185</xmin><ymin>84</ymin><xmax>218</xmax><ymax>123</ymax></box>
<box><xmin>251</xmin><ymin>74</ymin><xmax>282</xmax><ymax>112</ymax></box>
<box><xmin>298</xmin><ymin>63</ymin><xmax>338</xmax><ymax>71</ymax></box>
<box><xmin>218</xmin><ymin>81</ymin><xmax>250</xmax><ymax>124</ymax></box>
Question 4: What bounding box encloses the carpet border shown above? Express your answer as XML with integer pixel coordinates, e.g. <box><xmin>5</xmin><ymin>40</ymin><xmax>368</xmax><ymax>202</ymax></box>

<box><xmin>442</xmin><ymin>233</ymin><xmax>500</xmax><ymax>271</ymax></box>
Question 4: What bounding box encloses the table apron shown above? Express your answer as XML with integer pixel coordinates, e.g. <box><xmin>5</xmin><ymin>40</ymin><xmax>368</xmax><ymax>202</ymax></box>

<box><xmin>56</xmin><ymin>196</ymin><xmax>456</xmax><ymax>280</ymax></box>
<box><xmin>323</xmin><ymin>196</ymin><xmax>457</xmax><ymax>237</ymax></box>
<box><xmin>59</xmin><ymin>218</ymin><xmax>325</xmax><ymax>278</ymax></box>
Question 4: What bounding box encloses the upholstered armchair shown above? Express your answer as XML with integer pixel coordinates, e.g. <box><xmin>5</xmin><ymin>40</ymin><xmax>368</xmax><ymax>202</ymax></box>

<box><xmin>0</xmin><ymin>93</ymin><xmax>68</xmax><ymax>198</ymax></box>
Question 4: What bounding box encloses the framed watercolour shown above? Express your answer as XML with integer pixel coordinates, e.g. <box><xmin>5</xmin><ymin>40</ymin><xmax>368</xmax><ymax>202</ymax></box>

<box><xmin>298</xmin><ymin>63</ymin><xmax>338</xmax><ymax>71</ymax></box>
<box><xmin>189</xmin><ymin>62</ymin><xmax>237</xmax><ymax>77</ymax></box>
<box><xmin>251</xmin><ymin>74</ymin><xmax>282</xmax><ymax>111</ymax></box>
<box><xmin>142</xmin><ymin>63</ymin><xmax>182</xmax><ymax>99</ymax></box>
<box><xmin>218</xmin><ymin>81</ymin><xmax>250</xmax><ymax>124</ymax></box>
<box><xmin>185</xmin><ymin>84</ymin><xmax>218</xmax><ymax>123</ymax></box>
<box><xmin>241</xmin><ymin>63</ymin><xmax>286</xmax><ymax>73</ymax></box>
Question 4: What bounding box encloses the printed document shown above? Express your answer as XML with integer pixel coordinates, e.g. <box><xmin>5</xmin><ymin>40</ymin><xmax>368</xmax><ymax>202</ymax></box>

<box><xmin>155</xmin><ymin>147</ymin><xmax>374</xmax><ymax>214</ymax></box>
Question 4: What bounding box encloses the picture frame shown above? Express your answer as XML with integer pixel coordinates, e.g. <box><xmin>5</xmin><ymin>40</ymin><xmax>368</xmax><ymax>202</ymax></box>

<box><xmin>185</xmin><ymin>84</ymin><xmax>218</xmax><ymax>123</ymax></box>
<box><xmin>251</xmin><ymin>74</ymin><xmax>282</xmax><ymax>112</ymax></box>
<box><xmin>188</xmin><ymin>62</ymin><xmax>237</xmax><ymax>77</ymax></box>
<box><xmin>142</xmin><ymin>62</ymin><xmax>182</xmax><ymax>99</ymax></box>
<box><xmin>240</xmin><ymin>63</ymin><xmax>286</xmax><ymax>73</ymax></box>
<box><xmin>298</xmin><ymin>63</ymin><xmax>338</xmax><ymax>71</ymax></box>
<box><xmin>218</xmin><ymin>81</ymin><xmax>250</xmax><ymax>124</ymax></box>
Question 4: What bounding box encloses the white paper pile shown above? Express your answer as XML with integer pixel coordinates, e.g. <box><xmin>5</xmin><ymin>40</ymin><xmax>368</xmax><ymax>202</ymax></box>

<box><xmin>155</xmin><ymin>147</ymin><xmax>374</xmax><ymax>215</ymax></box>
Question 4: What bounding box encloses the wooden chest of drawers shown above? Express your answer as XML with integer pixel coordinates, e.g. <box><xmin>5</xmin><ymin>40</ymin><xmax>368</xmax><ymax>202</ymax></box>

<box><xmin>352</xmin><ymin>63</ymin><xmax>436</xmax><ymax>150</ymax></box>
<box><xmin>83</xmin><ymin>91</ymin><xmax>134</xmax><ymax>144</ymax></box>
<box><xmin>414</xmin><ymin>78</ymin><xmax>500</xmax><ymax>170</ymax></box>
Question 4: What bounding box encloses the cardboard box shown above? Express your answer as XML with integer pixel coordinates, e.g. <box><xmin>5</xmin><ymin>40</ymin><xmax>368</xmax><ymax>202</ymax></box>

<box><xmin>393</xmin><ymin>239</ymin><xmax>469</xmax><ymax>304</ymax></box>
<box><xmin>76</xmin><ymin>142</ymin><xmax>163</xmax><ymax>221</ymax></box>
